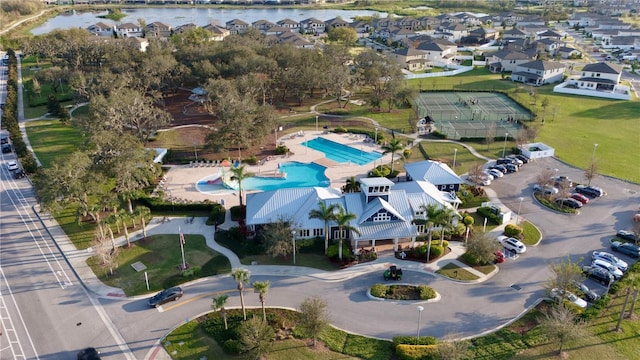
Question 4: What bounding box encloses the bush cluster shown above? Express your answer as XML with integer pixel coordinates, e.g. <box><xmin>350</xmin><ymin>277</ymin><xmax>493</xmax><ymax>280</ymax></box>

<box><xmin>395</xmin><ymin>344</ymin><xmax>439</xmax><ymax>360</ymax></box>
<box><xmin>417</xmin><ymin>285</ymin><xmax>436</xmax><ymax>300</ymax></box>
<box><xmin>503</xmin><ymin>224</ymin><xmax>523</xmax><ymax>238</ymax></box>
<box><xmin>392</xmin><ymin>336</ymin><xmax>437</xmax><ymax>346</ymax></box>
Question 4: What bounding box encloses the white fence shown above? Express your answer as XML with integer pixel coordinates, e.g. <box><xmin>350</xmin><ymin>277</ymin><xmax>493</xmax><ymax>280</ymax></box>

<box><xmin>553</xmin><ymin>81</ymin><xmax>631</xmax><ymax>100</ymax></box>
<box><xmin>404</xmin><ymin>65</ymin><xmax>474</xmax><ymax>79</ymax></box>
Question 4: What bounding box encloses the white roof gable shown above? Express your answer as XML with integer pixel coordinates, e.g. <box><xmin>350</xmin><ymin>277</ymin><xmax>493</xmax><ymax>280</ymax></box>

<box><xmin>404</xmin><ymin>160</ymin><xmax>462</xmax><ymax>186</ymax></box>
<box><xmin>343</xmin><ymin>191</ymin><xmax>418</xmax><ymax>240</ymax></box>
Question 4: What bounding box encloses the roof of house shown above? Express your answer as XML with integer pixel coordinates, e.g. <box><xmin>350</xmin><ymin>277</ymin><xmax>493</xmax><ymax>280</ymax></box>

<box><xmin>490</xmin><ymin>49</ymin><xmax>531</xmax><ymax>60</ymax></box>
<box><xmin>558</xmin><ymin>46</ymin><xmax>579</xmax><ymax>53</ymax></box>
<box><xmin>118</xmin><ymin>23</ymin><xmax>141</xmax><ymax>30</ymax></box>
<box><xmin>404</xmin><ymin>160</ymin><xmax>462</xmax><ymax>186</ymax></box>
<box><xmin>518</xmin><ymin>60</ymin><xmax>565</xmax><ymax>71</ymax></box>
<box><xmin>394</xmin><ymin>47</ymin><xmax>425</xmax><ymax>56</ymax></box>
<box><xmin>503</xmin><ymin>27</ymin><xmax>526</xmax><ymax>35</ymax></box>
<box><xmin>277</xmin><ymin>18</ymin><xmax>299</xmax><ymax>26</ymax></box>
<box><xmin>537</xmin><ymin>29</ymin><xmax>561</xmax><ymax>38</ymax></box>
<box><xmin>578</xmin><ymin>77</ymin><xmax>617</xmax><ymax>84</ymax></box>
<box><xmin>582</xmin><ymin>62</ymin><xmax>622</xmax><ymax>74</ymax></box>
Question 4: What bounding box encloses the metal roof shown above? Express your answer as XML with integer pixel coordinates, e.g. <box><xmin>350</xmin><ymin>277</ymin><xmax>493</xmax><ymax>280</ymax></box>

<box><xmin>404</xmin><ymin>160</ymin><xmax>462</xmax><ymax>186</ymax></box>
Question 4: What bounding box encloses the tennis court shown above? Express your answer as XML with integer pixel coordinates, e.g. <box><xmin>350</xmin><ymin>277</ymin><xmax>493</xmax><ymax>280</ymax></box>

<box><xmin>415</xmin><ymin>92</ymin><xmax>532</xmax><ymax>140</ymax></box>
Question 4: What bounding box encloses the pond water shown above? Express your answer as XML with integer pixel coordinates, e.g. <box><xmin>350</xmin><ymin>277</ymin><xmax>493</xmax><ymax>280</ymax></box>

<box><xmin>31</xmin><ymin>7</ymin><xmax>385</xmax><ymax>35</ymax></box>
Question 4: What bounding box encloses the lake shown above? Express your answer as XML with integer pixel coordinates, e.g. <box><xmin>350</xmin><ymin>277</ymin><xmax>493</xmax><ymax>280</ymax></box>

<box><xmin>31</xmin><ymin>7</ymin><xmax>385</xmax><ymax>35</ymax></box>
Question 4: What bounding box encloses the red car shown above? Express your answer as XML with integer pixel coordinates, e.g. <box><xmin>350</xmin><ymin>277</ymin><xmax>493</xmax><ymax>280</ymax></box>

<box><xmin>570</xmin><ymin>193</ymin><xmax>589</xmax><ymax>205</ymax></box>
<box><xmin>494</xmin><ymin>251</ymin><xmax>505</xmax><ymax>264</ymax></box>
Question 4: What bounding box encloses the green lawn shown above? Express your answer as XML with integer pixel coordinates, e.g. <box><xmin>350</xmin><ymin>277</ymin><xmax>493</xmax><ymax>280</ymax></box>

<box><xmin>25</xmin><ymin>119</ymin><xmax>84</xmax><ymax>168</ymax></box>
<box><xmin>521</xmin><ymin>220</ymin><xmax>542</xmax><ymax>246</ymax></box>
<box><xmin>87</xmin><ymin>234</ymin><xmax>231</xmax><ymax>296</ymax></box>
<box><xmin>435</xmin><ymin>263</ymin><xmax>479</xmax><ymax>281</ymax></box>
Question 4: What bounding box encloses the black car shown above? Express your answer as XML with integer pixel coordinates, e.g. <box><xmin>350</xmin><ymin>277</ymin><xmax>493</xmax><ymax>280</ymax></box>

<box><xmin>1</xmin><ymin>143</ymin><xmax>11</xmax><ymax>153</ymax></box>
<box><xmin>0</xmin><ymin>134</ymin><xmax>8</xmax><ymax>144</ymax></box>
<box><xmin>616</xmin><ymin>230</ymin><xmax>637</xmax><ymax>243</ymax></box>
<box><xmin>496</xmin><ymin>158</ymin><xmax>515</xmax><ymax>166</ymax></box>
<box><xmin>514</xmin><ymin>154</ymin><xmax>530</xmax><ymax>164</ymax></box>
<box><xmin>77</xmin><ymin>347</ymin><xmax>101</xmax><ymax>360</ymax></box>
<box><xmin>555</xmin><ymin>198</ymin><xmax>582</xmax><ymax>209</ymax></box>
<box><xmin>582</xmin><ymin>266</ymin><xmax>615</xmax><ymax>286</ymax></box>
<box><xmin>13</xmin><ymin>169</ymin><xmax>25</xmax><ymax>179</ymax></box>
<box><xmin>611</xmin><ymin>241</ymin><xmax>640</xmax><ymax>258</ymax></box>
<box><xmin>571</xmin><ymin>281</ymin><xmax>600</xmax><ymax>302</ymax></box>
<box><xmin>505</xmin><ymin>163</ymin><xmax>519</xmax><ymax>173</ymax></box>
<box><xmin>148</xmin><ymin>286</ymin><xmax>183</xmax><ymax>308</ymax></box>
<box><xmin>575</xmin><ymin>185</ymin><xmax>603</xmax><ymax>197</ymax></box>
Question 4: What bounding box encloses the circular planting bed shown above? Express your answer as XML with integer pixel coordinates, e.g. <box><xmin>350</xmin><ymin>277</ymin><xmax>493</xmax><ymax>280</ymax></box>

<box><xmin>369</xmin><ymin>284</ymin><xmax>438</xmax><ymax>301</ymax></box>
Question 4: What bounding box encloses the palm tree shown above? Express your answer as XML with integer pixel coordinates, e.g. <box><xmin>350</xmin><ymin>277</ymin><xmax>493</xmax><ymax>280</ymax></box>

<box><xmin>333</xmin><ymin>205</ymin><xmax>361</xmax><ymax>261</ymax></box>
<box><xmin>343</xmin><ymin>176</ymin><xmax>360</xmax><ymax>193</ymax></box>
<box><xmin>381</xmin><ymin>137</ymin><xmax>404</xmax><ymax>173</ymax></box>
<box><xmin>433</xmin><ymin>207</ymin><xmax>458</xmax><ymax>246</ymax></box>
<box><xmin>420</xmin><ymin>204</ymin><xmax>440</xmax><ymax>261</ymax></box>
<box><xmin>232</xmin><ymin>268</ymin><xmax>251</xmax><ymax>320</ymax></box>
<box><xmin>230</xmin><ymin>164</ymin><xmax>253</xmax><ymax>208</ymax></box>
<box><xmin>419</xmin><ymin>204</ymin><xmax>457</xmax><ymax>260</ymax></box>
<box><xmin>252</xmin><ymin>280</ymin><xmax>271</xmax><ymax>322</ymax></box>
<box><xmin>134</xmin><ymin>206</ymin><xmax>151</xmax><ymax>240</ymax></box>
<box><xmin>117</xmin><ymin>209</ymin><xmax>132</xmax><ymax>247</ymax></box>
<box><xmin>308</xmin><ymin>201</ymin><xmax>338</xmax><ymax>255</ymax></box>
<box><xmin>212</xmin><ymin>294</ymin><xmax>230</xmax><ymax>330</ymax></box>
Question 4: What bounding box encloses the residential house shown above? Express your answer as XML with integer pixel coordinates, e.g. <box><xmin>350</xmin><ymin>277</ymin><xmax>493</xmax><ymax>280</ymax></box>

<box><xmin>397</xmin><ymin>17</ymin><xmax>422</xmax><ymax>31</ymax></box>
<box><xmin>129</xmin><ymin>36</ymin><xmax>149</xmax><ymax>52</ymax></box>
<box><xmin>486</xmin><ymin>49</ymin><xmax>532</xmax><ymax>73</ymax></box>
<box><xmin>417</xmin><ymin>16</ymin><xmax>441</xmax><ymax>30</ymax></box>
<box><xmin>226</xmin><ymin>19</ymin><xmax>250</xmax><ymax>34</ymax></box>
<box><xmin>416</xmin><ymin>39</ymin><xmax>458</xmax><ymax>64</ymax></box>
<box><xmin>393</xmin><ymin>47</ymin><xmax>428</xmax><ymax>71</ymax></box>
<box><xmin>202</xmin><ymin>24</ymin><xmax>230</xmax><ymax>41</ymax></box>
<box><xmin>252</xmin><ymin>19</ymin><xmax>276</xmax><ymax>32</ymax></box>
<box><xmin>575</xmin><ymin>62</ymin><xmax>623</xmax><ymax>92</ymax></box>
<box><xmin>436</xmin><ymin>23</ymin><xmax>469</xmax><ymax>42</ymax></box>
<box><xmin>87</xmin><ymin>22</ymin><xmax>114</xmax><ymax>37</ymax></box>
<box><xmin>389</xmin><ymin>28</ymin><xmax>417</xmax><ymax>42</ymax></box>
<box><xmin>502</xmin><ymin>27</ymin><xmax>528</xmax><ymax>40</ymax></box>
<box><xmin>325</xmin><ymin>17</ymin><xmax>350</xmax><ymax>30</ymax></box>
<box><xmin>174</xmin><ymin>23</ymin><xmax>198</xmax><ymax>35</ymax></box>
<box><xmin>277</xmin><ymin>18</ymin><xmax>300</xmax><ymax>31</ymax></box>
<box><xmin>300</xmin><ymin>17</ymin><xmax>326</xmax><ymax>34</ymax></box>
<box><xmin>511</xmin><ymin>60</ymin><xmax>566</xmax><ymax>86</ymax></box>
<box><xmin>516</xmin><ymin>14</ymin><xmax>546</xmax><ymax>27</ymax></box>
<box><xmin>534</xmin><ymin>38</ymin><xmax>561</xmax><ymax>55</ymax></box>
<box><xmin>268</xmin><ymin>32</ymin><xmax>314</xmax><ymax>48</ymax></box>
<box><xmin>404</xmin><ymin>160</ymin><xmax>463</xmax><ymax>193</ymax></box>
<box><xmin>536</xmin><ymin>29</ymin><xmax>562</xmax><ymax>40</ymax></box>
<box><xmin>116</xmin><ymin>23</ymin><xmax>143</xmax><ymax>38</ymax></box>
<box><xmin>494</xmin><ymin>12</ymin><xmax>525</xmax><ymax>27</ymax></box>
<box><xmin>264</xmin><ymin>26</ymin><xmax>291</xmax><ymax>36</ymax></box>
<box><xmin>146</xmin><ymin>22</ymin><xmax>172</xmax><ymax>38</ymax></box>
<box><xmin>557</xmin><ymin>46</ymin><xmax>581</xmax><ymax>59</ymax></box>
<box><xmin>466</xmin><ymin>27</ymin><xmax>498</xmax><ymax>44</ymax></box>
<box><xmin>350</xmin><ymin>21</ymin><xmax>372</xmax><ymax>34</ymax></box>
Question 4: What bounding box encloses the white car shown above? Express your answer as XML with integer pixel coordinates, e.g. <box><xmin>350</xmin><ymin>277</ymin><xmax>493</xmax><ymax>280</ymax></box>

<box><xmin>550</xmin><ymin>288</ymin><xmax>588</xmax><ymax>309</ymax></box>
<box><xmin>591</xmin><ymin>259</ymin><xmax>623</xmax><ymax>279</ymax></box>
<box><xmin>592</xmin><ymin>251</ymin><xmax>628</xmax><ymax>272</ymax></box>
<box><xmin>482</xmin><ymin>170</ymin><xmax>494</xmax><ymax>181</ymax></box>
<box><xmin>469</xmin><ymin>176</ymin><xmax>491</xmax><ymax>186</ymax></box>
<box><xmin>488</xmin><ymin>169</ymin><xmax>504</xmax><ymax>178</ymax></box>
<box><xmin>533</xmin><ymin>184</ymin><xmax>558</xmax><ymax>195</ymax></box>
<box><xmin>497</xmin><ymin>236</ymin><xmax>527</xmax><ymax>254</ymax></box>
<box><xmin>7</xmin><ymin>161</ymin><xmax>18</xmax><ymax>171</ymax></box>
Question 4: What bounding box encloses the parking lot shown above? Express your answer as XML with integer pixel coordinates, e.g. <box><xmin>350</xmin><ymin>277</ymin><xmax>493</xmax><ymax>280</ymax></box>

<box><xmin>486</xmin><ymin>156</ymin><xmax>640</xmax><ymax>299</ymax></box>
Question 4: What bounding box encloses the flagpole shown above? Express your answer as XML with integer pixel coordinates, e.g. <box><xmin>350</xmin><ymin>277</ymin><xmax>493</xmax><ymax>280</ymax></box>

<box><xmin>179</xmin><ymin>227</ymin><xmax>186</xmax><ymax>270</ymax></box>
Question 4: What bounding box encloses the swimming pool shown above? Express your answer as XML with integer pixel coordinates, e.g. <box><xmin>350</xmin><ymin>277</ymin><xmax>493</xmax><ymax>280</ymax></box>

<box><xmin>302</xmin><ymin>137</ymin><xmax>381</xmax><ymax>165</ymax></box>
<box><xmin>196</xmin><ymin>162</ymin><xmax>330</xmax><ymax>193</ymax></box>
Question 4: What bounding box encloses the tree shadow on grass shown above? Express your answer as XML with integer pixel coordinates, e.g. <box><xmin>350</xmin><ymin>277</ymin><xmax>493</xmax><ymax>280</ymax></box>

<box><xmin>571</xmin><ymin>101</ymin><xmax>640</xmax><ymax>120</ymax></box>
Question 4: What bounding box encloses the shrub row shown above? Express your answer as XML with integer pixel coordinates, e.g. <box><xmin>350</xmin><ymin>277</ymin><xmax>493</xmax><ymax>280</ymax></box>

<box><xmin>477</xmin><ymin>206</ymin><xmax>502</xmax><ymax>225</ymax></box>
<box><xmin>503</xmin><ymin>224</ymin><xmax>523</xmax><ymax>237</ymax></box>
<box><xmin>395</xmin><ymin>344</ymin><xmax>439</xmax><ymax>360</ymax></box>
<box><xmin>393</xmin><ymin>336</ymin><xmax>437</xmax><ymax>347</ymax></box>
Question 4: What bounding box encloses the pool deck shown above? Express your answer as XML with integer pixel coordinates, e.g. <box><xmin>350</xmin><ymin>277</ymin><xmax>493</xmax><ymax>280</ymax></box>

<box><xmin>161</xmin><ymin>132</ymin><xmax>394</xmax><ymax>208</ymax></box>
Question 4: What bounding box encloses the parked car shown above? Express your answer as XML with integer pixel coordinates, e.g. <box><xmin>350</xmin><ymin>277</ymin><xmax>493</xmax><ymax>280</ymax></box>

<box><xmin>77</xmin><ymin>347</ymin><xmax>101</xmax><ymax>360</ymax></box>
<box><xmin>550</xmin><ymin>288</ymin><xmax>588</xmax><ymax>309</ymax></box>
<box><xmin>489</xmin><ymin>164</ymin><xmax>508</xmax><ymax>174</ymax></box>
<box><xmin>469</xmin><ymin>175</ymin><xmax>491</xmax><ymax>186</ymax></box>
<box><xmin>570</xmin><ymin>281</ymin><xmax>600</xmax><ymax>302</ymax></box>
<box><xmin>148</xmin><ymin>286</ymin><xmax>184</xmax><ymax>308</ymax></box>
<box><xmin>0</xmin><ymin>134</ymin><xmax>9</xmax><ymax>144</ymax></box>
<box><xmin>581</xmin><ymin>266</ymin><xmax>615</xmax><ymax>286</ymax></box>
<box><xmin>555</xmin><ymin>198</ymin><xmax>583</xmax><ymax>209</ymax></box>
<box><xmin>533</xmin><ymin>184</ymin><xmax>559</xmax><ymax>195</ymax></box>
<box><xmin>575</xmin><ymin>185</ymin><xmax>603</xmax><ymax>197</ymax></box>
<box><xmin>1</xmin><ymin>143</ymin><xmax>10</xmax><ymax>153</ymax></box>
<box><xmin>505</xmin><ymin>163</ymin><xmax>519</xmax><ymax>173</ymax></box>
<box><xmin>616</xmin><ymin>230</ymin><xmax>637</xmax><ymax>243</ymax></box>
<box><xmin>570</xmin><ymin>193</ymin><xmax>589</xmax><ymax>205</ymax></box>
<box><xmin>497</xmin><ymin>236</ymin><xmax>527</xmax><ymax>254</ymax></box>
<box><xmin>513</xmin><ymin>154</ymin><xmax>529</xmax><ymax>164</ymax></box>
<box><xmin>7</xmin><ymin>161</ymin><xmax>19</xmax><ymax>171</ymax></box>
<box><xmin>610</xmin><ymin>241</ymin><xmax>640</xmax><ymax>258</ymax></box>
<box><xmin>592</xmin><ymin>251</ymin><xmax>628</xmax><ymax>272</ymax></box>
<box><xmin>13</xmin><ymin>169</ymin><xmax>25</xmax><ymax>179</ymax></box>
<box><xmin>494</xmin><ymin>251</ymin><xmax>505</xmax><ymax>264</ymax></box>
<box><xmin>482</xmin><ymin>170</ymin><xmax>495</xmax><ymax>180</ymax></box>
<box><xmin>487</xmin><ymin>168</ymin><xmax>504</xmax><ymax>178</ymax></box>
<box><xmin>552</xmin><ymin>176</ymin><xmax>573</xmax><ymax>187</ymax></box>
<box><xmin>496</xmin><ymin>158</ymin><xmax>515</xmax><ymax>166</ymax></box>
<box><xmin>506</xmin><ymin>155</ymin><xmax>524</xmax><ymax>166</ymax></box>
<box><xmin>591</xmin><ymin>259</ymin><xmax>623</xmax><ymax>279</ymax></box>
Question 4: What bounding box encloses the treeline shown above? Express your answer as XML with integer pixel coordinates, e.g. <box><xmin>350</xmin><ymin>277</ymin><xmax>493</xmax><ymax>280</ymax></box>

<box><xmin>0</xmin><ymin>0</ymin><xmax>44</xmax><ymax>26</ymax></box>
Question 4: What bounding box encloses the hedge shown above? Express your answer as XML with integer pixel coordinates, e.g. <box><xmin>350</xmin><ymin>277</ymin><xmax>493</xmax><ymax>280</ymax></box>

<box><xmin>477</xmin><ymin>206</ymin><xmax>502</xmax><ymax>225</ymax></box>
<box><xmin>395</xmin><ymin>344</ymin><xmax>439</xmax><ymax>360</ymax></box>
<box><xmin>393</xmin><ymin>336</ymin><xmax>437</xmax><ymax>347</ymax></box>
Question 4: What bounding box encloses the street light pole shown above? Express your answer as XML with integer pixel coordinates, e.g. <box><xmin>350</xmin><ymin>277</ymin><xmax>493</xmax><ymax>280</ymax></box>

<box><xmin>193</xmin><ymin>142</ymin><xmax>198</xmax><ymax>161</ymax></box>
<box><xmin>315</xmin><ymin>115</ymin><xmax>319</xmax><ymax>133</ymax></box>
<box><xmin>517</xmin><ymin>197</ymin><xmax>524</xmax><ymax>225</ymax></box>
<box><xmin>374</xmin><ymin>127</ymin><xmax>378</xmax><ymax>144</ymax></box>
<box><xmin>453</xmin><ymin>148</ymin><xmax>458</xmax><ymax>169</ymax></box>
<box><xmin>291</xmin><ymin>230</ymin><xmax>296</xmax><ymax>265</ymax></box>
<box><xmin>502</xmin><ymin>132</ymin><xmax>508</xmax><ymax>158</ymax></box>
<box><xmin>416</xmin><ymin>306</ymin><xmax>424</xmax><ymax>344</ymax></box>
